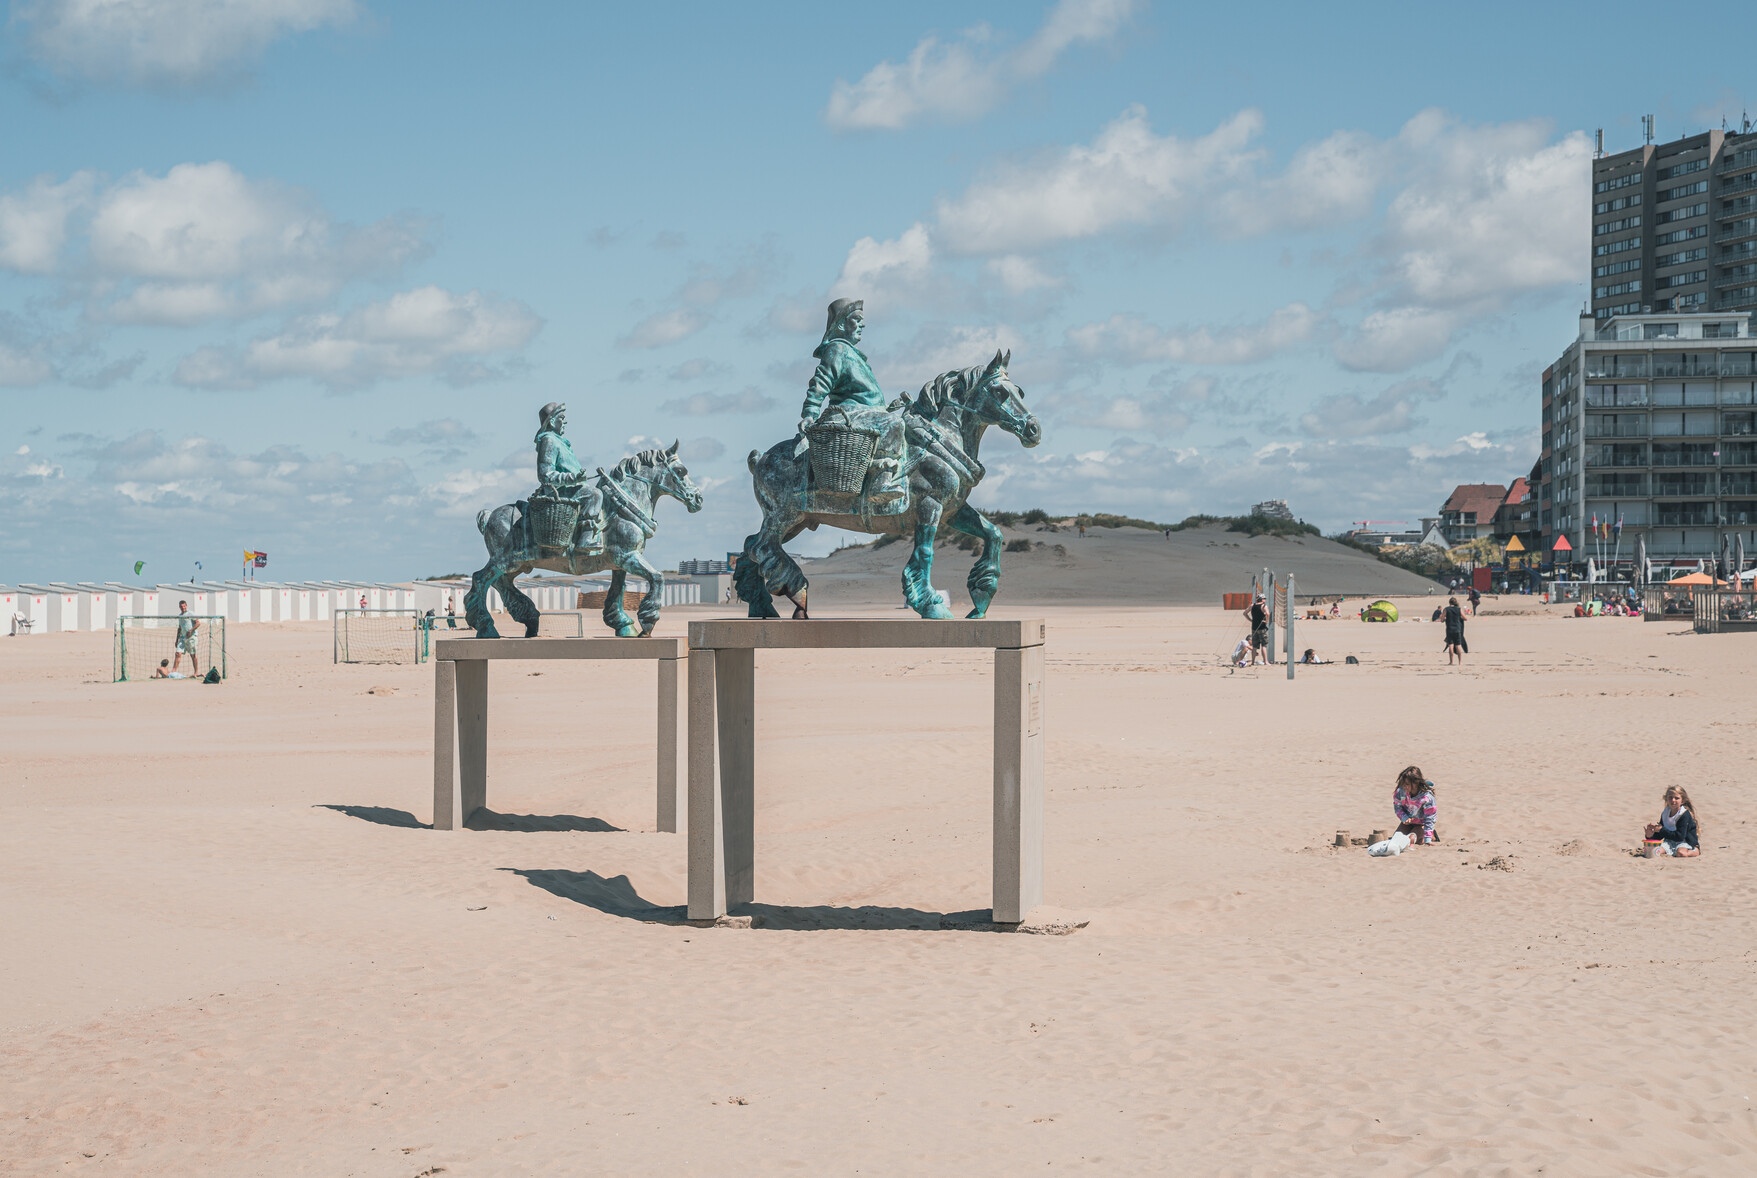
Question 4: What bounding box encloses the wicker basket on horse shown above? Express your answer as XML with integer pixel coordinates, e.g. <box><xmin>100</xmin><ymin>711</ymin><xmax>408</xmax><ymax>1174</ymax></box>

<box><xmin>528</xmin><ymin>487</ymin><xmax>582</xmax><ymax>550</ymax></box>
<box><xmin>805</xmin><ymin>410</ymin><xmax>880</xmax><ymax>495</ymax></box>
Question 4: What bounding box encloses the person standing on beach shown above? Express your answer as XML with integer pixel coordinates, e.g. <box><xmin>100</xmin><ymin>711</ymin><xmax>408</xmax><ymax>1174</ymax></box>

<box><xmin>1443</xmin><ymin>597</ymin><xmax>1466</xmax><ymax>665</ymax></box>
<box><xmin>1247</xmin><ymin>595</ymin><xmax>1269</xmax><ymax>665</ymax></box>
<box><xmin>171</xmin><ymin>600</ymin><xmax>200</xmax><ymax>677</ymax></box>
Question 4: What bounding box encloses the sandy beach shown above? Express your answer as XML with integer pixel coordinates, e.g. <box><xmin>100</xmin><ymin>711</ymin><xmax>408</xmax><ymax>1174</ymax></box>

<box><xmin>3</xmin><ymin>601</ymin><xmax>1754</xmax><ymax>1175</ymax></box>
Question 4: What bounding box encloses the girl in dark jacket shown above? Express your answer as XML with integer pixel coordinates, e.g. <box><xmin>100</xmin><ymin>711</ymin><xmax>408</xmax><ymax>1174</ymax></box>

<box><xmin>1645</xmin><ymin>786</ymin><xmax>1701</xmax><ymax>856</ymax></box>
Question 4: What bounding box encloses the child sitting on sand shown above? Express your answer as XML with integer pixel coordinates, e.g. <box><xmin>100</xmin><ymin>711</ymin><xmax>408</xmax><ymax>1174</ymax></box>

<box><xmin>1392</xmin><ymin>767</ymin><xmax>1437</xmax><ymax>844</ymax></box>
<box><xmin>1645</xmin><ymin>787</ymin><xmax>1700</xmax><ymax>856</ymax></box>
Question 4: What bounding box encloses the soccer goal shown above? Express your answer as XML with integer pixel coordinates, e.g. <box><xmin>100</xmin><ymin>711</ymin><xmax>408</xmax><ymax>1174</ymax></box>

<box><xmin>335</xmin><ymin>609</ymin><xmax>426</xmax><ymax>664</ymax></box>
<box><xmin>114</xmin><ymin>616</ymin><xmax>227</xmax><ymax>682</ymax></box>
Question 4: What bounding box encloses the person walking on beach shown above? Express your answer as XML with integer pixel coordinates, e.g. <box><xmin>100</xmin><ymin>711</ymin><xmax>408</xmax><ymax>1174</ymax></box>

<box><xmin>1443</xmin><ymin>597</ymin><xmax>1466</xmax><ymax>665</ymax></box>
<box><xmin>1247</xmin><ymin>594</ymin><xmax>1269</xmax><ymax>665</ymax></box>
<box><xmin>171</xmin><ymin>600</ymin><xmax>200</xmax><ymax>677</ymax></box>
<box><xmin>445</xmin><ymin>595</ymin><xmax>458</xmax><ymax>629</ymax></box>
<box><xmin>1468</xmin><ymin>585</ymin><xmax>1481</xmax><ymax>612</ymax></box>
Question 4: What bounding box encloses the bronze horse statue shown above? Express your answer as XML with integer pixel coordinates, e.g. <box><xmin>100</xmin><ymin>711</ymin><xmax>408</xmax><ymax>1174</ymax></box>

<box><xmin>736</xmin><ymin>350</ymin><xmax>1039</xmax><ymax>619</ymax></box>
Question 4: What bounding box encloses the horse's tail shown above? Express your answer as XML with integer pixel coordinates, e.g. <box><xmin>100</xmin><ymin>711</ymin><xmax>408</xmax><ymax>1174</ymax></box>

<box><xmin>475</xmin><ymin>508</ymin><xmax>490</xmax><ymax>534</ymax></box>
<box><xmin>747</xmin><ymin>449</ymin><xmax>762</xmax><ymax>473</ymax></box>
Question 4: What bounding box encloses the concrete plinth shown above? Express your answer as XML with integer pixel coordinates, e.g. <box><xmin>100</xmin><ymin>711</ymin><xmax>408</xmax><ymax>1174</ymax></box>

<box><xmin>686</xmin><ymin>618</ymin><xmax>1047</xmax><ymax>925</ymax></box>
<box><xmin>431</xmin><ymin>636</ymin><xmax>686</xmax><ymax>832</ymax></box>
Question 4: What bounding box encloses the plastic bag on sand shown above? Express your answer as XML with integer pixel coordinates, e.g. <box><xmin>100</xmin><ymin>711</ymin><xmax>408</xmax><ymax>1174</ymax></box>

<box><xmin>1368</xmin><ymin>831</ymin><xmax>1411</xmax><ymax>856</ymax></box>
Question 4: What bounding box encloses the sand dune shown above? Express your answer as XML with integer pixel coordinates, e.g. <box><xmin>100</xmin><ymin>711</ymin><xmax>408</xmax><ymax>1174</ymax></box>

<box><xmin>797</xmin><ymin>520</ymin><xmax>1447</xmax><ymax>610</ymax></box>
<box><xmin>2</xmin><ymin>604</ymin><xmax>1754</xmax><ymax>1174</ymax></box>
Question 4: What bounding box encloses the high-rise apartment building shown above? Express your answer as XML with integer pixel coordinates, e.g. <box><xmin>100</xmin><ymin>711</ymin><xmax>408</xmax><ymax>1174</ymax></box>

<box><xmin>1592</xmin><ymin>126</ymin><xmax>1757</xmax><ymax>321</ymax></box>
<box><xmin>1537</xmin><ymin>310</ymin><xmax>1756</xmax><ymax>567</ymax></box>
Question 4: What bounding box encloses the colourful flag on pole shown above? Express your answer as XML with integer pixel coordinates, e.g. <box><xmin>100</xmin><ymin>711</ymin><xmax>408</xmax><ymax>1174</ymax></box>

<box><xmin>1613</xmin><ymin>515</ymin><xmax>1623</xmax><ymax>538</ymax></box>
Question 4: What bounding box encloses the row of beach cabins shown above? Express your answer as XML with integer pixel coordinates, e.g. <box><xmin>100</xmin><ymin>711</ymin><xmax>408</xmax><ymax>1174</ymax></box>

<box><xmin>3</xmin><ymin>575</ymin><xmax>713</xmax><ymax>635</ymax></box>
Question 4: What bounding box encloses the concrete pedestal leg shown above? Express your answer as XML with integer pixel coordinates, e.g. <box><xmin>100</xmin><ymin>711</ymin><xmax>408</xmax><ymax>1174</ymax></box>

<box><xmin>715</xmin><ymin>648</ymin><xmax>755</xmax><ymax>909</ymax></box>
<box><xmin>455</xmin><ymin>658</ymin><xmax>488</xmax><ymax>826</ymax></box>
<box><xmin>687</xmin><ymin>649</ymin><xmax>723</xmax><ymax>919</ymax></box>
<box><xmin>433</xmin><ymin>659</ymin><xmax>457</xmax><ymax>829</ymax></box>
<box><xmin>656</xmin><ymin>655</ymin><xmax>686</xmax><ymax>833</ymax></box>
<box><xmin>993</xmin><ymin>645</ymin><xmax>1045</xmax><ymax>923</ymax></box>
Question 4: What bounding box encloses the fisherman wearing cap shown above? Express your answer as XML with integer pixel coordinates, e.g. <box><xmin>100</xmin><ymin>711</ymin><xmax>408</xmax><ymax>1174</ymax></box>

<box><xmin>796</xmin><ymin>298</ymin><xmax>905</xmax><ymax>501</ymax></box>
<box><xmin>534</xmin><ymin>401</ymin><xmax>603</xmax><ymax>548</ymax></box>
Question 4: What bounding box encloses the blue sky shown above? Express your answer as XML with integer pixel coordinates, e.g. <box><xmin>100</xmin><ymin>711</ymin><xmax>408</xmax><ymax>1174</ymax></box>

<box><xmin>0</xmin><ymin>0</ymin><xmax>1748</xmax><ymax>582</ymax></box>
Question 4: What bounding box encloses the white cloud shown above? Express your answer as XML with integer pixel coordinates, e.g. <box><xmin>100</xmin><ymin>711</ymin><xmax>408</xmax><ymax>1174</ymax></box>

<box><xmin>85</xmin><ymin>161</ymin><xmax>427</xmax><ymax>324</ymax></box>
<box><xmin>974</xmin><ymin>428</ymin><xmax>1536</xmax><ymax>529</ymax></box>
<box><xmin>825</xmin><ymin>0</ymin><xmax>1136</xmax><ymax>132</ymax></box>
<box><xmin>0</xmin><ymin>173</ymin><xmax>95</xmax><ymax>273</ymax></box>
<box><xmin>12</xmin><ymin>0</ymin><xmax>357</xmax><ymax>88</ymax></box>
<box><xmin>936</xmin><ymin>106</ymin><xmax>1264</xmax><ymax>254</ymax></box>
<box><xmin>1068</xmin><ymin>303</ymin><xmax>1317</xmax><ymax>366</ymax></box>
<box><xmin>1220</xmin><ymin>130</ymin><xmax>1387</xmax><ymax>236</ymax></box>
<box><xmin>870</xmin><ymin>321</ymin><xmax>1026</xmax><ymax>390</ymax></box>
<box><xmin>832</xmin><ymin>222</ymin><xmax>935</xmax><ymax>309</ymax></box>
<box><xmin>618</xmin><ymin>307</ymin><xmax>709</xmax><ymax>349</ymax></box>
<box><xmin>667</xmin><ymin>357</ymin><xmax>729</xmax><ymax>382</ymax></box>
<box><xmin>658</xmin><ymin>387</ymin><xmax>776</xmax><ymax>416</ymax></box>
<box><xmin>1298</xmin><ymin>377</ymin><xmax>1441</xmax><ymax>439</ymax></box>
<box><xmin>1332</xmin><ymin>307</ymin><xmax>1457</xmax><ymax>373</ymax></box>
<box><xmin>1378</xmin><ymin>115</ymin><xmax>1589</xmax><ymax>308</ymax></box>
<box><xmin>173</xmin><ymin>285</ymin><xmax>542</xmax><ymax>389</ymax></box>
<box><xmin>987</xmin><ymin>254</ymin><xmax>1060</xmax><ymax>293</ymax></box>
<box><xmin>0</xmin><ymin>340</ymin><xmax>56</xmax><ymax>386</ymax></box>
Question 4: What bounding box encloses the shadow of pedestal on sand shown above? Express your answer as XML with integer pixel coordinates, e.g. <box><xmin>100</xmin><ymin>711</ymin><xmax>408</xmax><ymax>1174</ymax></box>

<box><xmin>506</xmin><ymin>868</ymin><xmax>1085</xmax><ymax>933</ymax></box>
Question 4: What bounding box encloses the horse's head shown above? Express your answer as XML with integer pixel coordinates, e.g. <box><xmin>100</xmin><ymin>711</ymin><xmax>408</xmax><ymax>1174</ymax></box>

<box><xmin>968</xmin><ymin>349</ymin><xmax>1041</xmax><ymax>448</ymax></box>
<box><xmin>652</xmin><ymin>440</ymin><xmax>704</xmax><ymax>512</ymax></box>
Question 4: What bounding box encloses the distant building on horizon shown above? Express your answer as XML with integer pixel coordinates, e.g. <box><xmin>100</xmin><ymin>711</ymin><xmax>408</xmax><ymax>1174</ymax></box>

<box><xmin>1250</xmin><ymin>499</ymin><xmax>1294</xmax><ymax>521</ymax></box>
<box><xmin>1438</xmin><ymin>484</ymin><xmax>1507</xmax><ymax>545</ymax></box>
<box><xmin>1538</xmin><ymin>308</ymin><xmax>1756</xmax><ymax>567</ymax></box>
<box><xmin>1590</xmin><ymin>123</ymin><xmax>1757</xmax><ymax>322</ymax></box>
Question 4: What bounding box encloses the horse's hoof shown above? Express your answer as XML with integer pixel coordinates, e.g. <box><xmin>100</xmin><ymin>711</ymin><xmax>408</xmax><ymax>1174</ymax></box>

<box><xmin>920</xmin><ymin>605</ymin><xmax>954</xmax><ymax>620</ymax></box>
<box><xmin>791</xmin><ymin>605</ymin><xmax>809</xmax><ymax>620</ymax></box>
<box><xmin>615</xmin><ymin>624</ymin><xmax>638</xmax><ymax>638</ymax></box>
<box><xmin>965</xmin><ymin>606</ymin><xmax>988</xmax><ymax>619</ymax></box>
<box><xmin>523</xmin><ymin>627</ymin><xmax>539</xmax><ymax>639</ymax></box>
<box><xmin>638</xmin><ymin>626</ymin><xmax>654</xmax><ymax>638</ymax></box>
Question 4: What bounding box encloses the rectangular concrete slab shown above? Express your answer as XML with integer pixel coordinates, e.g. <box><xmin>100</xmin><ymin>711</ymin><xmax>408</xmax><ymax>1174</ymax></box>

<box><xmin>435</xmin><ymin>636</ymin><xmax>685</xmax><ymax>660</ymax></box>
<box><xmin>689</xmin><ymin>618</ymin><xmax>1044</xmax><ymax>650</ymax></box>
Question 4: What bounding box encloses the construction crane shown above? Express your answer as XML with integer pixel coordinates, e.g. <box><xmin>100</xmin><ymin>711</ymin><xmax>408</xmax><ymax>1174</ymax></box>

<box><xmin>1351</xmin><ymin>520</ymin><xmax>1407</xmax><ymax>528</ymax></box>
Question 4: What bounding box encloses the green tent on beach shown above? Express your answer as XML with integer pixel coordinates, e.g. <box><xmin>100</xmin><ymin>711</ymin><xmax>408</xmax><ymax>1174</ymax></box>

<box><xmin>1363</xmin><ymin>600</ymin><xmax>1399</xmax><ymax>622</ymax></box>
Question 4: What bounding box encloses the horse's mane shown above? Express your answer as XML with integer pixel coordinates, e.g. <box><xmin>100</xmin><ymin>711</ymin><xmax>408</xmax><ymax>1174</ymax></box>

<box><xmin>612</xmin><ymin>447</ymin><xmax>669</xmax><ymax>478</ymax></box>
<box><xmin>910</xmin><ymin>362</ymin><xmax>989</xmax><ymax>421</ymax></box>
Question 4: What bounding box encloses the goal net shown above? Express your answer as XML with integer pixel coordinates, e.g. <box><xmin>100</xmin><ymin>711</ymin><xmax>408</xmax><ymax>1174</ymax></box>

<box><xmin>114</xmin><ymin>616</ymin><xmax>227</xmax><ymax>682</ymax></box>
<box><xmin>334</xmin><ymin>609</ymin><xmax>426</xmax><ymax>664</ymax></box>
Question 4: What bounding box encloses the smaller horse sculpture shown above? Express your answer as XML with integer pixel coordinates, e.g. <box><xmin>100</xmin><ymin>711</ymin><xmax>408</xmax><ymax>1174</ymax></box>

<box><xmin>466</xmin><ymin>441</ymin><xmax>703</xmax><ymax>637</ymax></box>
<box><xmin>737</xmin><ymin>349</ymin><xmax>1040</xmax><ymax>619</ymax></box>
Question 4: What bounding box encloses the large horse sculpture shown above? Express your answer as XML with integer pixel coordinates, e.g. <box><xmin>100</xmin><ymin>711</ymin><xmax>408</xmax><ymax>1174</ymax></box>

<box><xmin>737</xmin><ymin>349</ymin><xmax>1040</xmax><ymax>619</ymax></box>
<box><xmin>466</xmin><ymin>441</ymin><xmax>703</xmax><ymax>637</ymax></box>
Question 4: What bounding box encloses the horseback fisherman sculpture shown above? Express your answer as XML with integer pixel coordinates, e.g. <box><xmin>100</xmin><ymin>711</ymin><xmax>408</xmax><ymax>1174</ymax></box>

<box><xmin>466</xmin><ymin>401</ymin><xmax>704</xmax><ymax>638</ymax></box>
<box><xmin>530</xmin><ymin>401</ymin><xmax>604</xmax><ymax>555</ymax></box>
<box><xmin>795</xmin><ymin>298</ymin><xmax>906</xmax><ymax>506</ymax></box>
<box><xmin>737</xmin><ymin>298</ymin><xmax>1041</xmax><ymax>620</ymax></box>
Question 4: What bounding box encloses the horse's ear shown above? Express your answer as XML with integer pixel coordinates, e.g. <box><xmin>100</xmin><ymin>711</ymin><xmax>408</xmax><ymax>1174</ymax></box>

<box><xmin>988</xmin><ymin>349</ymin><xmax>1004</xmax><ymax>372</ymax></box>
<box><xmin>1001</xmin><ymin>349</ymin><xmax>1011</xmax><ymax>369</ymax></box>
<box><xmin>666</xmin><ymin>439</ymin><xmax>679</xmax><ymax>457</ymax></box>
